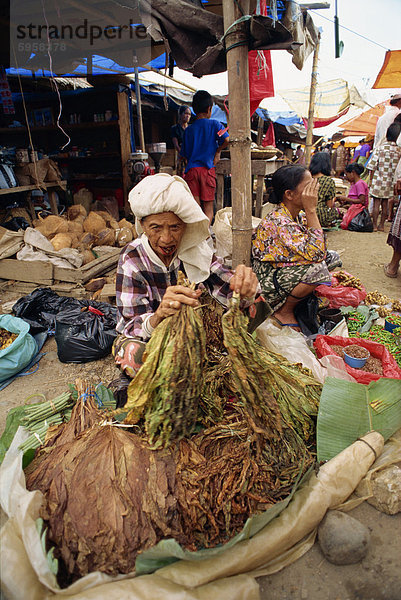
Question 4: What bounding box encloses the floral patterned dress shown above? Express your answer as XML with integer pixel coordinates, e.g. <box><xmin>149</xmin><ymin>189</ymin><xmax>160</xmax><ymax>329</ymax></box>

<box><xmin>251</xmin><ymin>204</ymin><xmax>331</xmax><ymax>310</ymax></box>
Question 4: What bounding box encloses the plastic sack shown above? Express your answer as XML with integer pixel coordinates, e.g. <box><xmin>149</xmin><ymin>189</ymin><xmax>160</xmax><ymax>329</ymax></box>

<box><xmin>348</xmin><ymin>208</ymin><xmax>373</xmax><ymax>233</ymax></box>
<box><xmin>0</xmin><ymin>426</ymin><xmax>383</xmax><ymax>600</ymax></box>
<box><xmin>315</xmin><ymin>271</ymin><xmax>366</xmax><ymax>308</ymax></box>
<box><xmin>256</xmin><ymin>319</ymin><xmax>355</xmax><ymax>383</ymax></box>
<box><xmin>213</xmin><ymin>208</ymin><xmax>261</xmax><ymax>259</ymax></box>
<box><xmin>314</xmin><ymin>335</ymin><xmax>401</xmax><ymax>384</ymax></box>
<box><xmin>13</xmin><ymin>288</ymin><xmax>80</xmax><ymax>335</ymax></box>
<box><xmin>55</xmin><ymin>302</ymin><xmax>117</xmax><ymax>363</ymax></box>
<box><xmin>340</xmin><ymin>204</ymin><xmax>363</xmax><ymax>230</ymax></box>
<box><xmin>0</xmin><ymin>315</ymin><xmax>37</xmax><ymax>383</ymax></box>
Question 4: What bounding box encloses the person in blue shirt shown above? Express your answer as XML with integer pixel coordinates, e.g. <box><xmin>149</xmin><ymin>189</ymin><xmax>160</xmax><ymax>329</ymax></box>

<box><xmin>181</xmin><ymin>90</ymin><xmax>229</xmax><ymax>223</ymax></box>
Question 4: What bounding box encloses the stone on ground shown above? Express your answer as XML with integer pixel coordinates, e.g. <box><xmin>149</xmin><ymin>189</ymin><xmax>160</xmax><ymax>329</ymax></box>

<box><xmin>317</xmin><ymin>509</ymin><xmax>370</xmax><ymax>565</ymax></box>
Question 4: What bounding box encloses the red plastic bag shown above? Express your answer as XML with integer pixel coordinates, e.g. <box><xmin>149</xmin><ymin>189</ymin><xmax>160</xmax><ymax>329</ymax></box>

<box><xmin>314</xmin><ymin>335</ymin><xmax>401</xmax><ymax>384</ymax></box>
<box><xmin>315</xmin><ymin>271</ymin><xmax>366</xmax><ymax>308</ymax></box>
<box><xmin>249</xmin><ymin>50</ymin><xmax>274</xmax><ymax>116</ymax></box>
<box><xmin>340</xmin><ymin>204</ymin><xmax>363</xmax><ymax>230</ymax></box>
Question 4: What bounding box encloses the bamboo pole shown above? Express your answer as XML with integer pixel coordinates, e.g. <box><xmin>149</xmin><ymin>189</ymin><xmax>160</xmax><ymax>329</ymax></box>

<box><xmin>133</xmin><ymin>61</ymin><xmax>146</xmax><ymax>152</ymax></box>
<box><xmin>223</xmin><ymin>0</ymin><xmax>252</xmax><ymax>267</ymax></box>
<box><xmin>147</xmin><ymin>67</ymin><xmax>198</xmax><ymax>93</ymax></box>
<box><xmin>304</xmin><ymin>33</ymin><xmax>321</xmax><ymax>167</ymax></box>
<box><xmin>117</xmin><ymin>90</ymin><xmax>132</xmax><ymax>215</ymax></box>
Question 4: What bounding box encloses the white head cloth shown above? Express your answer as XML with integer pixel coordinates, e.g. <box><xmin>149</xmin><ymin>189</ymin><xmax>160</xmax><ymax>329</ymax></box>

<box><xmin>128</xmin><ymin>173</ymin><xmax>213</xmax><ymax>283</ymax></box>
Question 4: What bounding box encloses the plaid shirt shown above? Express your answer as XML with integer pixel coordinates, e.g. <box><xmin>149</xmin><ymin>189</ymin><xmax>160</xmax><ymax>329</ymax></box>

<box><xmin>116</xmin><ymin>235</ymin><xmax>241</xmax><ymax>340</ymax></box>
<box><xmin>368</xmin><ymin>141</ymin><xmax>401</xmax><ymax>198</ymax></box>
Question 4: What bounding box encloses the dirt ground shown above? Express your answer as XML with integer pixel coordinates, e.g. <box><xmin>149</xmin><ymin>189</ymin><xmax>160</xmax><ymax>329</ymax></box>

<box><xmin>0</xmin><ymin>223</ymin><xmax>400</xmax><ymax>600</ymax></box>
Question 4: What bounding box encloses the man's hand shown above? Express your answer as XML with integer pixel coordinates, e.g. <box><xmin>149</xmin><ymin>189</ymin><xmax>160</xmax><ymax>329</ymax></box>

<box><xmin>229</xmin><ymin>264</ymin><xmax>258</xmax><ymax>298</ymax></box>
<box><xmin>150</xmin><ymin>285</ymin><xmax>201</xmax><ymax>328</ymax></box>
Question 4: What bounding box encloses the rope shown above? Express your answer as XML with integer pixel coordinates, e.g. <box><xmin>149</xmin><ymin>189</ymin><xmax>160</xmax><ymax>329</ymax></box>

<box><xmin>40</xmin><ymin>0</ymin><xmax>71</xmax><ymax>149</ymax></box>
<box><xmin>11</xmin><ymin>45</ymin><xmax>41</xmax><ymax>190</ymax></box>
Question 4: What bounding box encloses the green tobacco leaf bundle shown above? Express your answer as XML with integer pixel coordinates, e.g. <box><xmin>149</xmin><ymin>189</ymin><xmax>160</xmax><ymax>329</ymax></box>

<box><xmin>222</xmin><ymin>297</ymin><xmax>322</xmax><ymax>444</ymax></box>
<box><xmin>123</xmin><ymin>290</ymin><xmax>206</xmax><ymax>449</ymax></box>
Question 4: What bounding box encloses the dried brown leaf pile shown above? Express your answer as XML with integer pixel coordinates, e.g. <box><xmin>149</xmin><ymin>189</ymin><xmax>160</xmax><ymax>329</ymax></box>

<box><xmin>24</xmin><ymin>297</ymin><xmax>322</xmax><ymax>582</ymax></box>
<box><xmin>26</xmin><ymin>426</ymin><xmax>182</xmax><ymax>584</ymax></box>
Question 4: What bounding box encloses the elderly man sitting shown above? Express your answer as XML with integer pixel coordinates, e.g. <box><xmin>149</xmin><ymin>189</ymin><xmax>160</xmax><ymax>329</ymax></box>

<box><xmin>113</xmin><ymin>174</ymin><xmax>263</xmax><ymax>397</ymax></box>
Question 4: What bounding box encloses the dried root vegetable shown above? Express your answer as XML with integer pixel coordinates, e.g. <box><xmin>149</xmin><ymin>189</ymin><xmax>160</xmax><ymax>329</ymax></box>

<box><xmin>333</xmin><ymin>270</ymin><xmax>363</xmax><ymax>290</ymax></box>
<box><xmin>123</xmin><ymin>286</ymin><xmax>206</xmax><ymax>448</ymax></box>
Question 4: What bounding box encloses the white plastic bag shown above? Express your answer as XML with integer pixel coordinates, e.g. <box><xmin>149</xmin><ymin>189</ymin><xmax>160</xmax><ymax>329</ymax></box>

<box><xmin>256</xmin><ymin>319</ymin><xmax>355</xmax><ymax>383</ymax></box>
<box><xmin>213</xmin><ymin>208</ymin><xmax>261</xmax><ymax>259</ymax></box>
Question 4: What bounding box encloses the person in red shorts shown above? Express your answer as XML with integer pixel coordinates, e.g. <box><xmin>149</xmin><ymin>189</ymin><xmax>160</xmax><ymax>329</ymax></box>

<box><xmin>181</xmin><ymin>90</ymin><xmax>229</xmax><ymax>223</ymax></box>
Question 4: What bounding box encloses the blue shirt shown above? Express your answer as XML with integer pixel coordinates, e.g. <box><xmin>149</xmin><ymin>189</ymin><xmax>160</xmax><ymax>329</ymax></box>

<box><xmin>181</xmin><ymin>118</ymin><xmax>228</xmax><ymax>171</ymax></box>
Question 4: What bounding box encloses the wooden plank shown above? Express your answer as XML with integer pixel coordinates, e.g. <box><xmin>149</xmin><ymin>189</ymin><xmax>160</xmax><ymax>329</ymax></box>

<box><xmin>0</xmin><ymin>259</ymin><xmax>53</xmax><ymax>284</ymax></box>
<box><xmin>215</xmin><ymin>159</ymin><xmax>232</xmax><ymax>176</ymax></box>
<box><xmin>52</xmin><ymin>251</ymin><xmax>120</xmax><ymax>284</ymax></box>
<box><xmin>9</xmin><ymin>281</ymin><xmax>91</xmax><ymax>299</ymax></box>
<box><xmin>254</xmin><ymin>176</ymin><xmax>265</xmax><ymax>218</ymax></box>
<box><xmin>0</xmin><ymin>181</ymin><xmax>67</xmax><ymax>196</ymax></box>
<box><xmin>216</xmin><ymin>174</ymin><xmax>225</xmax><ymax>212</ymax></box>
<box><xmin>98</xmin><ymin>283</ymin><xmax>116</xmax><ymax>304</ymax></box>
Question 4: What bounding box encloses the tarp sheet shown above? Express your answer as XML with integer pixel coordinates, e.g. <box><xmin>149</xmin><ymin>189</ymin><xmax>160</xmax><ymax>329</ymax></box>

<box><xmin>339</xmin><ymin>101</ymin><xmax>388</xmax><ymax>136</ymax></box>
<box><xmin>7</xmin><ymin>1</ymin><xmax>318</xmax><ymax>79</ymax></box>
<box><xmin>256</xmin><ymin>107</ymin><xmax>303</xmax><ymax>126</ymax></box>
<box><xmin>373</xmin><ymin>49</ymin><xmax>401</xmax><ymax>89</ymax></box>
<box><xmin>0</xmin><ymin>428</ymin><xmax>384</xmax><ymax>600</ymax></box>
<box><xmin>279</xmin><ymin>78</ymin><xmax>352</xmax><ymax>126</ymax></box>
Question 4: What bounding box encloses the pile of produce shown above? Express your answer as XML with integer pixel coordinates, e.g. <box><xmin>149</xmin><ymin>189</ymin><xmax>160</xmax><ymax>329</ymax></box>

<box><xmin>345</xmin><ymin>310</ymin><xmax>367</xmax><ymax>336</ymax></box>
<box><xmin>328</xmin><ymin>344</ymin><xmax>383</xmax><ymax>375</ymax></box>
<box><xmin>357</xmin><ymin>325</ymin><xmax>401</xmax><ymax>367</ymax></box>
<box><xmin>25</xmin><ymin>292</ymin><xmax>322</xmax><ymax>586</ymax></box>
<box><xmin>333</xmin><ymin>270</ymin><xmax>363</xmax><ymax>290</ymax></box>
<box><xmin>31</xmin><ymin>205</ymin><xmax>136</xmax><ymax>263</ymax></box>
<box><xmin>0</xmin><ymin>327</ymin><xmax>17</xmax><ymax>350</ymax></box>
<box><xmin>364</xmin><ymin>291</ymin><xmax>401</xmax><ymax>318</ymax></box>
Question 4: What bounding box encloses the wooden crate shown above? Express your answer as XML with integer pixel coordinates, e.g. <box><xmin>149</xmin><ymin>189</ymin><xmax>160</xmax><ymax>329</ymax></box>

<box><xmin>0</xmin><ymin>248</ymin><xmax>121</xmax><ymax>286</ymax></box>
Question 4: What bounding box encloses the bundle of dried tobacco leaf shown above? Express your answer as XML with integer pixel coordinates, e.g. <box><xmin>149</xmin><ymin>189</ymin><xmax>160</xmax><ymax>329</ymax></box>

<box><xmin>222</xmin><ymin>296</ymin><xmax>321</xmax><ymax>443</ymax></box>
<box><xmin>27</xmin><ymin>425</ymin><xmax>182</xmax><ymax>585</ymax></box>
<box><xmin>123</xmin><ymin>284</ymin><xmax>206</xmax><ymax>449</ymax></box>
<box><xmin>176</xmin><ymin>399</ymin><xmax>304</xmax><ymax>550</ymax></box>
<box><xmin>25</xmin><ymin>380</ymin><xmax>183</xmax><ymax>585</ymax></box>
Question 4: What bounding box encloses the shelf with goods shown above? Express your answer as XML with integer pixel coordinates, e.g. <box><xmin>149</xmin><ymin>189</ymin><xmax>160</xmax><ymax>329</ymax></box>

<box><xmin>1</xmin><ymin>83</ymin><xmax>135</xmax><ymax>211</ymax></box>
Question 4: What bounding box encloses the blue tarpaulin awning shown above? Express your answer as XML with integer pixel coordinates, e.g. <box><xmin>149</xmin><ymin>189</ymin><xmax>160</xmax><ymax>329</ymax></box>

<box><xmin>255</xmin><ymin>107</ymin><xmax>302</xmax><ymax>127</ymax></box>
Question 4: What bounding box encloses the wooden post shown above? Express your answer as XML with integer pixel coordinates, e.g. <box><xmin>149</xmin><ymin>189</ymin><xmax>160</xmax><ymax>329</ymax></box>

<box><xmin>223</xmin><ymin>0</ymin><xmax>252</xmax><ymax>267</ymax></box>
<box><xmin>134</xmin><ymin>63</ymin><xmax>146</xmax><ymax>152</ymax></box>
<box><xmin>257</xmin><ymin>116</ymin><xmax>264</xmax><ymax>146</ymax></box>
<box><xmin>304</xmin><ymin>33</ymin><xmax>321</xmax><ymax>167</ymax></box>
<box><xmin>117</xmin><ymin>90</ymin><xmax>132</xmax><ymax>215</ymax></box>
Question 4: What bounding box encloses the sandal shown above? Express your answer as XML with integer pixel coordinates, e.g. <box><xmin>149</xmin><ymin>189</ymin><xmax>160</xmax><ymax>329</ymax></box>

<box><xmin>271</xmin><ymin>316</ymin><xmax>301</xmax><ymax>331</ymax></box>
<box><xmin>383</xmin><ymin>264</ymin><xmax>398</xmax><ymax>279</ymax></box>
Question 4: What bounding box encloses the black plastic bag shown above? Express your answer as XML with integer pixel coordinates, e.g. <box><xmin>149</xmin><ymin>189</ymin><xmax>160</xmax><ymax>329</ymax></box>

<box><xmin>55</xmin><ymin>303</ymin><xmax>117</xmax><ymax>363</ymax></box>
<box><xmin>2</xmin><ymin>217</ymin><xmax>31</xmax><ymax>231</ymax></box>
<box><xmin>348</xmin><ymin>208</ymin><xmax>373</xmax><ymax>233</ymax></box>
<box><xmin>13</xmin><ymin>288</ymin><xmax>117</xmax><ymax>362</ymax></box>
<box><xmin>294</xmin><ymin>294</ymin><xmax>320</xmax><ymax>337</ymax></box>
<box><xmin>13</xmin><ymin>288</ymin><xmax>78</xmax><ymax>335</ymax></box>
